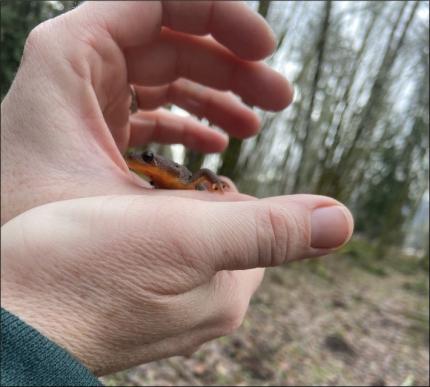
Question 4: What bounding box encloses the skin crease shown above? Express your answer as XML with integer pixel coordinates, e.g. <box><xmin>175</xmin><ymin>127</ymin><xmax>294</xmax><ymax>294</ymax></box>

<box><xmin>0</xmin><ymin>1</ymin><xmax>354</xmax><ymax>377</ymax></box>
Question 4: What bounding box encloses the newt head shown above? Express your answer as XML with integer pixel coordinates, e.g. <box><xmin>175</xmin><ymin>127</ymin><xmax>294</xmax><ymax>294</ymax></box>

<box><xmin>125</xmin><ymin>150</ymin><xmax>193</xmax><ymax>189</ymax></box>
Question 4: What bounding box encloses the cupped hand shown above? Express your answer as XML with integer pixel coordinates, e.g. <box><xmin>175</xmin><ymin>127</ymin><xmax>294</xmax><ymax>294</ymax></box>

<box><xmin>1</xmin><ymin>193</ymin><xmax>353</xmax><ymax>375</ymax></box>
<box><xmin>0</xmin><ymin>1</ymin><xmax>354</xmax><ymax>377</ymax></box>
<box><xmin>1</xmin><ymin>0</ymin><xmax>293</xmax><ymax>224</ymax></box>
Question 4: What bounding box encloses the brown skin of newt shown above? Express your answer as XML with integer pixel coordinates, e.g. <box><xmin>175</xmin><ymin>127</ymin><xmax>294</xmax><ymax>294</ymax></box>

<box><xmin>125</xmin><ymin>150</ymin><xmax>228</xmax><ymax>193</ymax></box>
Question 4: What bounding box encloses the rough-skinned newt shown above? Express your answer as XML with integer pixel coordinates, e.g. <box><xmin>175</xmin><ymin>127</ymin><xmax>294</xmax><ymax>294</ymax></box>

<box><xmin>125</xmin><ymin>150</ymin><xmax>228</xmax><ymax>193</ymax></box>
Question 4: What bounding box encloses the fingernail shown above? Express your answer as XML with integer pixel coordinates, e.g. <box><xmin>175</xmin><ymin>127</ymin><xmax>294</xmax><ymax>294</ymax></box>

<box><xmin>311</xmin><ymin>206</ymin><xmax>351</xmax><ymax>249</ymax></box>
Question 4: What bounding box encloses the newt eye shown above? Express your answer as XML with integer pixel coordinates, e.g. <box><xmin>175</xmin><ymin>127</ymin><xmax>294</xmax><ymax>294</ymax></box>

<box><xmin>142</xmin><ymin>151</ymin><xmax>154</xmax><ymax>163</ymax></box>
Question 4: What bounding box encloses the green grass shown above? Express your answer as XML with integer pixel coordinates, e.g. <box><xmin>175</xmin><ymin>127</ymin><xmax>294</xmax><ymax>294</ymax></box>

<box><xmin>389</xmin><ymin>253</ymin><xmax>427</xmax><ymax>275</ymax></box>
<box><xmin>341</xmin><ymin>238</ymin><xmax>428</xmax><ymax>278</ymax></box>
<box><xmin>306</xmin><ymin>260</ymin><xmax>335</xmax><ymax>281</ymax></box>
<box><xmin>402</xmin><ymin>278</ymin><xmax>429</xmax><ymax>296</ymax></box>
<box><xmin>342</xmin><ymin>239</ymin><xmax>387</xmax><ymax>276</ymax></box>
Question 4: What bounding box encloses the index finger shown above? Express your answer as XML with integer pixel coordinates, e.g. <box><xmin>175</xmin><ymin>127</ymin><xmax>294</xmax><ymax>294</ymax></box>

<box><xmin>78</xmin><ymin>0</ymin><xmax>276</xmax><ymax>60</ymax></box>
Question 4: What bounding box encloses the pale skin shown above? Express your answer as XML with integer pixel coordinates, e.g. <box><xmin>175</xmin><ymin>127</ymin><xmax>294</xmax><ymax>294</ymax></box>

<box><xmin>0</xmin><ymin>1</ymin><xmax>354</xmax><ymax>377</ymax></box>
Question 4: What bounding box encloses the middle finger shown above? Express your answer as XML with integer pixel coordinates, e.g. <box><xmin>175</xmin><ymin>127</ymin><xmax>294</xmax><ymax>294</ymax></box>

<box><xmin>129</xmin><ymin>108</ymin><xmax>228</xmax><ymax>152</ymax></box>
<box><xmin>125</xmin><ymin>29</ymin><xmax>293</xmax><ymax>112</ymax></box>
<box><xmin>133</xmin><ymin>79</ymin><xmax>261</xmax><ymax>139</ymax></box>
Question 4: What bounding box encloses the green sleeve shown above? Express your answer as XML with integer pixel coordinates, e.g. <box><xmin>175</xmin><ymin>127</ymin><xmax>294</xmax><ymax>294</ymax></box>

<box><xmin>1</xmin><ymin>308</ymin><xmax>103</xmax><ymax>386</ymax></box>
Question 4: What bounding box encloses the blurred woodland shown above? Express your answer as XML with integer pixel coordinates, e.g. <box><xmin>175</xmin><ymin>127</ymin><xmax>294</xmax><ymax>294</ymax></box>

<box><xmin>1</xmin><ymin>1</ymin><xmax>429</xmax><ymax>385</ymax></box>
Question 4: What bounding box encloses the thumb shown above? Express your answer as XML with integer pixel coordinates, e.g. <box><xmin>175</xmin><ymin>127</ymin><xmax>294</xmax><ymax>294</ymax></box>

<box><xmin>184</xmin><ymin>194</ymin><xmax>354</xmax><ymax>272</ymax></box>
<box><xmin>3</xmin><ymin>194</ymin><xmax>352</xmax><ymax>277</ymax></box>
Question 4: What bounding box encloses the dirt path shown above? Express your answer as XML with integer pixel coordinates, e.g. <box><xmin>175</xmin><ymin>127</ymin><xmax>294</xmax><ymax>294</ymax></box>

<box><xmin>101</xmin><ymin>252</ymin><xmax>429</xmax><ymax>386</ymax></box>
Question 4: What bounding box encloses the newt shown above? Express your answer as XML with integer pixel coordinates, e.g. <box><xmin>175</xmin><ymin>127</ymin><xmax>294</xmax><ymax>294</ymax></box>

<box><xmin>125</xmin><ymin>150</ymin><xmax>229</xmax><ymax>193</ymax></box>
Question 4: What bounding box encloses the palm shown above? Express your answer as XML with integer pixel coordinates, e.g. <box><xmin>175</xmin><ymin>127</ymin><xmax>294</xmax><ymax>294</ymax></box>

<box><xmin>1</xmin><ymin>1</ymin><xmax>292</xmax><ymax>225</ymax></box>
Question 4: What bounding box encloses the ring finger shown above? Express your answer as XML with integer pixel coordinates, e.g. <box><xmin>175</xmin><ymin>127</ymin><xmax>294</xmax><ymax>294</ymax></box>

<box><xmin>129</xmin><ymin>108</ymin><xmax>229</xmax><ymax>153</ymax></box>
<box><xmin>132</xmin><ymin>78</ymin><xmax>261</xmax><ymax>139</ymax></box>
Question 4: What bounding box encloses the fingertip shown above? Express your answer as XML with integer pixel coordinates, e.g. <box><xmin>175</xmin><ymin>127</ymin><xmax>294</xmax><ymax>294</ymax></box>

<box><xmin>260</xmin><ymin>194</ymin><xmax>354</xmax><ymax>253</ymax></box>
<box><xmin>211</xmin><ymin>1</ymin><xmax>278</xmax><ymax>61</ymax></box>
<box><xmin>339</xmin><ymin>205</ymin><xmax>355</xmax><ymax>245</ymax></box>
<box><xmin>269</xmin><ymin>74</ymin><xmax>294</xmax><ymax>111</ymax></box>
<box><xmin>246</xmin><ymin>111</ymin><xmax>262</xmax><ymax>136</ymax></box>
<box><xmin>219</xmin><ymin>131</ymin><xmax>230</xmax><ymax>148</ymax></box>
<box><xmin>285</xmin><ymin>81</ymin><xmax>295</xmax><ymax>108</ymax></box>
<box><xmin>217</xmin><ymin>176</ymin><xmax>238</xmax><ymax>193</ymax></box>
<box><xmin>236</xmin><ymin>20</ymin><xmax>277</xmax><ymax>61</ymax></box>
<box><xmin>230</xmin><ymin>109</ymin><xmax>261</xmax><ymax>139</ymax></box>
<box><xmin>198</xmin><ymin>130</ymin><xmax>229</xmax><ymax>153</ymax></box>
<box><xmin>310</xmin><ymin>206</ymin><xmax>354</xmax><ymax>249</ymax></box>
<box><xmin>234</xmin><ymin>63</ymin><xmax>294</xmax><ymax>111</ymax></box>
<box><xmin>251</xmin><ymin>13</ymin><xmax>277</xmax><ymax>59</ymax></box>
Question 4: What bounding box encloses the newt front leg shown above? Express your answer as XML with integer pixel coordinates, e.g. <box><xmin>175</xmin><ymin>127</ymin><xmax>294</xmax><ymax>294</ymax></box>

<box><xmin>190</xmin><ymin>169</ymin><xmax>229</xmax><ymax>193</ymax></box>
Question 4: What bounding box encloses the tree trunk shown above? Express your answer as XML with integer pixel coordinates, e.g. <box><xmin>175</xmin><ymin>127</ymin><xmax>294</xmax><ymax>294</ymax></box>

<box><xmin>292</xmin><ymin>1</ymin><xmax>332</xmax><ymax>193</ymax></box>
<box><xmin>315</xmin><ymin>5</ymin><xmax>378</xmax><ymax>195</ymax></box>
<box><xmin>258</xmin><ymin>0</ymin><xmax>271</xmax><ymax>19</ymax></box>
<box><xmin>337</xmin><ymin>1</ymin><xmax>418</xmax><ymax>191</ymax></box>
<box><xmin>218</xmin><ymin>0</ymin><xmax>272</xmax><ymax>184</ymax></box>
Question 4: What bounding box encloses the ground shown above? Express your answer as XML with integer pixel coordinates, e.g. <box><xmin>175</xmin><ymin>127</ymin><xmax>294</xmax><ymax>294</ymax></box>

<box><xmin>101</xmin><ymin>240</ymin><xmax>429</xmax><ymax>386</ymax></box>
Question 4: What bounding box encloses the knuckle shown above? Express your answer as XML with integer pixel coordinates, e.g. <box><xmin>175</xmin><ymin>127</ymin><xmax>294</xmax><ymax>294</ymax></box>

<box><xmin>221</xmin><ymin>310</ymin><xmax>244</xmax><ymax>335</ymax></box>
<box><xmin>267</xmin><ymin>206</ymin><xmax>291</xmax><ymax>266</ymax></box>
<box><xmin>218</xmin><ymin>298</ymin><xmax>247</xmax><ymax>335</ymax></box>
<box><xmin>24</xmin><ymin>21</ymin><xmax>53</xmax><ymax>55</ymax></box>
<box><xmin>254</xmin><ymin>203</ymin><xmax>311</xmax><ymax>266</ymax></box>
<box><xmin>254</xmin><ymin>205</ymin><xmax>290</xmax><ymax>267</ymax></box>
<box><xmin>213</xmin><ymin>270</ymin><xmax>239</xmax><ymax>294</ymax></box>
<box><xmin>167</xmin><ymin>233</ymin><xmax>210</xmax><ymax>275</ymax></box>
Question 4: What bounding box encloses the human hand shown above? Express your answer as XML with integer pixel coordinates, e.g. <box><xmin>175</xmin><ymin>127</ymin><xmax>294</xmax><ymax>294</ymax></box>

<box><xmin>1</xmin><ymin>0</ymin><xmax>354</xmax><ymax>377</ymax></box>
<box><xmin>1</xmin><ymin>0</ymin><xmax>292</xmax><ymax>224</ymax></box>
<box><xmin>1</xmin><ymin>193</ymin><xmax>353</xmax><ymax>375</ymax></box>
